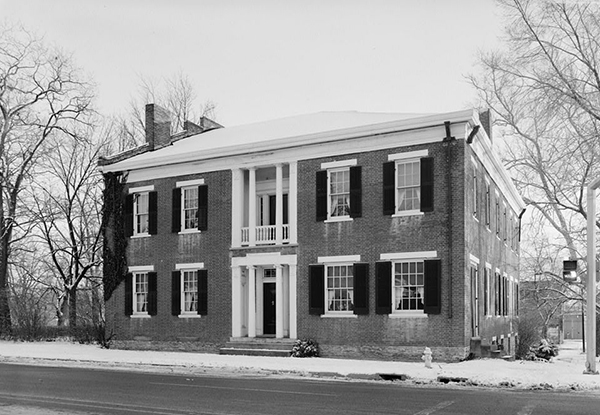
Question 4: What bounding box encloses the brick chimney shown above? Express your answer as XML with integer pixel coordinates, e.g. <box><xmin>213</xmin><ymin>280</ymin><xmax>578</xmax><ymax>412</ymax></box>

<box><xmin>145</xmin><ymin>104</ymin><xmax>171</xmax><ymax>150</ymax></box>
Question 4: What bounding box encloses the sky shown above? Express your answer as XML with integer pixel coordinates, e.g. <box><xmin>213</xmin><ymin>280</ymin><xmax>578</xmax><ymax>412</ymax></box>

<box><xmin>3</xmin><ymin>0</ymin><xmax>505</xmax><ymax>127</ymax></box>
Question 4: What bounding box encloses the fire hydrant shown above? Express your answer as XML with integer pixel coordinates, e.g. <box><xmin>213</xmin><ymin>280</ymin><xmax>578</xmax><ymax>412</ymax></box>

<box><xmin>422</xmin><ymin>347</ymin><xmax>433</xmax><ymax>368</ymax></box>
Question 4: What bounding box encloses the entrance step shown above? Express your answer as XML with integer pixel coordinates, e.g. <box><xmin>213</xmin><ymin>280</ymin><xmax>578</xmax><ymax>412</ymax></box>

<box><xmin>220</xmin><ymin>338</ymin><xmax>296</xmax><ymax>357</ymax></box>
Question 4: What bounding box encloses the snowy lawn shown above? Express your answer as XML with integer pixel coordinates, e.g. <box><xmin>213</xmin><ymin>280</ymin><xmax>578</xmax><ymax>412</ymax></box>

<box><xmin>1</xmin><ymin>339</ymin><xmax>600</xmax><ymax>391</ymax></box>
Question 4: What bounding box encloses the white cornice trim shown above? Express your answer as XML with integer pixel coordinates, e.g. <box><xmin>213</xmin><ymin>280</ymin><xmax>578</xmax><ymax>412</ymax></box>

<box><xmin>380</xmin><ymin>251</ymin><xmax>438</xmax><ymax>261</ymax></box>
<box><xmin>317</xmin><ymin>255</ymin><xmax>361</xmax><ymax>263</ymax></box>
<box><xmin>176</xmin><ymin>178</ymin><xmax>205</xmax><ymax>188</ymax></box>
<box><xmin>175</xmin><ymin>262</ymin><xmax>205</xmax><ymax>270</ymax></box>
<box><xmin>388</xmin><ymin>149</ymin><xmax>428</xmax><ymax>161</ymax></box>
<box><xmin>320</xmin><ymin>159</ymin><xmax>357</xmax><ymax>170</ymax></box>
<box><xmin>128</xmin><ymin>185</ymin><xmax>154</xmax><ymax>194</ymax></box>
<box><xmin>128</xmin><ymin>265</ymin><xmax>155</xmax><ymax>272</ymax></box>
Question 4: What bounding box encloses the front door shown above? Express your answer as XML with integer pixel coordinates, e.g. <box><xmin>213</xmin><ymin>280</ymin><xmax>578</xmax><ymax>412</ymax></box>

<box><xmin>263</xmin><ymin>282</ymin><xmax>276</xmax><ymax>335</ymax></box>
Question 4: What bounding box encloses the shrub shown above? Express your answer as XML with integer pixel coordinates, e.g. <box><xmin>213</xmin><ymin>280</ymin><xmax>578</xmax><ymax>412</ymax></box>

<box><xmin>515</xmin><ymin>316</ymin><xmax>541</xmax><ymax>359</ymax></box>
<box><xmin>533</xmin><ymin>339</ymin><xmax>558</xmax><ymax>361</ymax></box>
<box><xmin>291</xmin><ymin>339</ymin><xmax>320</xmax><ymax>358</ymax></box>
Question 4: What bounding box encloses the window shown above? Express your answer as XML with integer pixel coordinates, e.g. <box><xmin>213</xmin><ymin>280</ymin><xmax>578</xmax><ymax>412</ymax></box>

<box><xmin>124</xmin><ymin>269</ymin><xmax>157</xmax><ymax>317</ymax></box>
<box><xmin>182</xmin><ymin>270</ymin><xmax>198</xmax><ymax>313</ymax></box>
<box><xmin>484</xmin><ymin>266</ymin><xmax>492</xmax><ymax>316</ymax></box>
<box><xmin>182</xmin><ymin>187</ymin><xmax>199</xmax><ymax>230</ymax></box>
<box><xmin>316</xmin><ymin>163</ymin><xmax>361</xmax><ymax>221</ymax></box>
<box><xmin>171</xmin><ymin>267</ymin><xmax>208</xmax><ymax>316</ymax></box>
<box><xmin>326</xmin><ymin>264</ymin><xmax>354</xmax><ymax>312</ymax></box>
<box><xmin>329</xmin><ymin>169</ymin><xmax>350</xmax><ymax>218</ymax></box>
<box><xmin>485</xmin><ymin>181</ymin><xmax>491</xmax><ymax>228</ymax></box>
<box><xmin>393</xmin><ymin>261</ymin><xmax>424</xmax><ymax>312</ymax></box>
<box><xmin>134</xmin><ymin>273</ymin><xmax>149</xmax><ymax>314</ymax></box>
<box><xmin>375</xmin><ymin>255</ymin><xmax>441</xmax><ymax>315</ymax></box>
<box><xmin>309</xmin><ymin>261</ymin><xmax>368</xmax><ymax>316</ymax></box>
<box><xmin>125</xmin><ymin>187</ymin><xmax>157</xmax><ymax>237</ymax></box>
<box><xmin>134</xmin><ymin>193</ymin><xmax>149</xmax><ymax>235</ymax></box>
<box><xmin>383</xmin><ymin>153</ymin><xmax>433</xmax><ymax>216</ymax></box>
<box><xmin>495</xmin><ymin>195</ymin><xmax>501</xmax><ymax>238</ymax></box>
<box><xmin>172</xmin><ymin>183</ymin><xmax>208</xmax><ymax>233</ymax></box>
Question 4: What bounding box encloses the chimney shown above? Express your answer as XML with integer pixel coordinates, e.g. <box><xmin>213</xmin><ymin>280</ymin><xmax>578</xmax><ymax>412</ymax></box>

<box><xmin>478</xmin><ymin>109</ymin><xmax>493</xmax><ymax>144</ymax></box>
<box><xmin>145</xmin><ymin>104</ymin><xmax>171</xmax><ymax>150</ymax></box>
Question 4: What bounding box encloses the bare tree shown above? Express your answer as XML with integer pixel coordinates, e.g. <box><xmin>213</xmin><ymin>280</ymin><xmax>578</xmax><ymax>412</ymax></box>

<box><xmin>0</xmin><ymin>23</ymin><xmax>94</xmax><ymax>335</ymax></box>
<box><xmin>112</xmin><ymin>71</ymin><xmax>216</xmax><ymax>151</ymax></box>
<box><xmin>469</xmin><ymin>0</ymin><xmax>600</xmax><ymax>272</ymax></box>
<box><xmin>28</xmin><ymin>124</ymin><xmax>105</xmax><ymax>328</ymax></box>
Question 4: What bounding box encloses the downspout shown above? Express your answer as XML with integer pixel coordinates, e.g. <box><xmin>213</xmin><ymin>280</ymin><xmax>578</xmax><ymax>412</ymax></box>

<box><xmin>443</xmin><ymin>121</ymin><xmax>456</xmax><ymax>319</ymax></box>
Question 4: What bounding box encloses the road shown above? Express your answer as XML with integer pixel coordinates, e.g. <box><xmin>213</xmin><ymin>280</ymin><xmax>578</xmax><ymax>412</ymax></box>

<box><xmin>0</xmin><ymin>363</ymin><xmax>600</xmax><ymax>414</ymax></box>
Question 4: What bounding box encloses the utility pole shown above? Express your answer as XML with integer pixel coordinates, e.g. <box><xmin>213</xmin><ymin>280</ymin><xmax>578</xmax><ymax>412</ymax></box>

<box><xmin>584</xmin><ymin>177</ymin><xmax>600</xmax><ymax>374</ymax></box>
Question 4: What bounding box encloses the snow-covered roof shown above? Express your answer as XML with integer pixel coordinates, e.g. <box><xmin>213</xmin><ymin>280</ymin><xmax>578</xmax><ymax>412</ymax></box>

<box><xmin>102</xmin><ymin>111</ymin><xmax>433</xmax><ymax>172</ymax></box>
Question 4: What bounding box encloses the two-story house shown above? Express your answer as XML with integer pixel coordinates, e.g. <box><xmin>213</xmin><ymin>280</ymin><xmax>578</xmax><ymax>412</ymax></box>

<box><xmin>99</xmin><ymin>104</ymin><xmax>524</xmax><ymax>361</ymax></box>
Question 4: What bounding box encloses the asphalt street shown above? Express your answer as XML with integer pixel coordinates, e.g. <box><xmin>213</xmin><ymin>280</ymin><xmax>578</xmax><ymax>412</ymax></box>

<box><xmin>1</xmin><ymin>363</ymin><xmax>600</xmax><ymax>415</ymax></box>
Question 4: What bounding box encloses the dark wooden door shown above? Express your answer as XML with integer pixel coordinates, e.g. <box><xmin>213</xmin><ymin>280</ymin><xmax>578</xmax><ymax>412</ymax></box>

<box><xmin>263</xmin><ymin>282</ymin><xmax>276</xmax><ymax>335</ymax></box>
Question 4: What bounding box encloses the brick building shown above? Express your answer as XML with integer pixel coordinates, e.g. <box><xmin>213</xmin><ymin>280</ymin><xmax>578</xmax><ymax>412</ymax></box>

<box><xmin>99</xmin><ymin>105</ymin><xmax>524</xmax><ymax>361</ymax></box>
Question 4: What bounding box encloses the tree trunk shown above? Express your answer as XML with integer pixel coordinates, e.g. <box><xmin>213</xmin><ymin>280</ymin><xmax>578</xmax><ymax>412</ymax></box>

<box><xmin>0</xmin><ymin>234</ymin><xmax>12</xmax><ymax>336</ymax></box>
<box><xmin>68</xmin><ymin>287</ymin><xmax>77</xmax><ymax>329</ymax></box>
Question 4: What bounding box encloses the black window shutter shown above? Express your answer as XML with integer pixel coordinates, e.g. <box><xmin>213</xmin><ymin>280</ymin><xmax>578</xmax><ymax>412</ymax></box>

<box><xmin>124</xmin><ymin>273</ymin><xmax>133</xmax><ymax>316</ymax></box>
<box><xmin>197</xmin><ymin>185</ymin><xmax>208</xmax><ymax>231</ymax></box>
<box><xmin>147</xmin><ymin>272</ymin><xmax>158</xmax><ymax>316</ymax></box>
<box><xmin>349</xmin><ymin>166</ymin><xmax>362</xmax><ymax>218</ymax></box>
<box><xmin>424</xmin><ymin>259</ymin><xmax>442</xmax><ymax>314</ymax></box>
<box><xmin>316</xmin><ymin>170</ymin><xmax>328</xmax><ymax>221</ymax></box>
<box><xmin>382</xmin><ymin>162</ymin><xmax>395</xmax><ymax>215</ymax></box>
<box><xmin>124</xmin><ymin>195</ymin><xmax>134</xmax><ymax>237</ymax></box>
<box><xmin>198</xmin><ymin>269</ymin><xmax>208</xmax><ymax>315</ymax></box>
<box><xmin>172</xmin><ymin>188</ymin><xmax>181</xmax><ymax>233</ymax></box>
<box><xmin>171</xmin><ymin>271</ymin><xmax>181</xmax><ymax>316</ymax></box>
<box><xmin>309</xmin><ymin>265</ymin><xmax>325</xmax><ymax>315</ymax></box>
<box><xmin>375</xmin><ymin>261</ymin><xmax>392</xmax><ymax>314</ymax></box>
<box><xmin>420</xmin><ymin>157</ymin><xmax>434</xmax><ymax>212</ymax></box>
<box><xmin>353</xmin><ymin>263</ymin><xmax>369</xmax><ymax>315</ymax></box>
<box><xmin>148</xmin><ymin>191</ymin><xmax>158</xmax><ymax>235</ymax></box>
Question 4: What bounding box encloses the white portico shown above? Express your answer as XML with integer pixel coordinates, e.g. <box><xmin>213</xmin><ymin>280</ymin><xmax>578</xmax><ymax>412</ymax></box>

<box><xmin>231</xmin><ymin>253</ymin><xmax>297</xmax><ymax>339</ymax></box>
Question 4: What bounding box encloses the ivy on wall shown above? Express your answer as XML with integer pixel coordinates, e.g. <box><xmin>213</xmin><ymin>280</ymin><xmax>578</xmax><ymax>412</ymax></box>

<box><xmin>101</xmin><ymin>171</ymin><xmax>128</xmax><ymax>301</ymax></box>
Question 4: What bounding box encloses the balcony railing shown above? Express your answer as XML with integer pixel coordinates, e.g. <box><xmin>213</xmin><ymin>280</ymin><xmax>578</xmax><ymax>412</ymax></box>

<box><xmin>241</xmin><ymin>225</ymin><xmax>290</xmax><ymax>246</ymax></box>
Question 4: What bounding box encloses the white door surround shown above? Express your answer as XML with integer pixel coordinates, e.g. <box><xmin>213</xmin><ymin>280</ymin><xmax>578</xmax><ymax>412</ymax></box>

<box><xmin>231</xmin><ymin>253</ymin><xmax>297</xmax><ymax>339</ymax></box>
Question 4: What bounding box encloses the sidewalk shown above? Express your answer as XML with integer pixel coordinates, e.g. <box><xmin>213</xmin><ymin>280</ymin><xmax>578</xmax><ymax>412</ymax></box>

<box><xmin>2</xmin><ymin>339</ymin><xmax>600</xmax><ymax>391</ymax></box>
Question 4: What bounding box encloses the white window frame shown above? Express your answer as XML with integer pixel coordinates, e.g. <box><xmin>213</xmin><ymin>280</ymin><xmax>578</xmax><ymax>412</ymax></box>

<box><xmin>485</xmin><ymin>263</ymin><xmax>492</xmax><ymax>317</ymax></box>
<box><xmin>391</xmin><ymin>259</ymin><xmax>426</xmax><ymax>316</ymax></box>
<box><xmin>181</xmin><ymin>186</ymin><xmax>199</xmax><ymax>232</ymax></box>
<box><xmin>485</xmin><ymin>180</ymin><xmax>491</xmax><ymax>230</ymax></box>
<box><xmin>133</xmin><ymin>192</ymin><xmax>150</xmax><ymax>236</ymax></box>
<box><xmin>472</xmin><ymin>162</ymin><xmax>479</xmax><ymax>220</ymax></box>
<box><xmin>394</xmin><ymin>158</ymin><xmax>421</xmax><ymax>216</ymax></box>
<box><xmin>181</xmin><ymin>269</ymin><xmax>199</xmax><ymax>316</ymax></box>
<box><xmin>324</xmin><ymin>263</ymin><xmax>355</xmax><ymax>316</ymax></box>
<box><xmin>133</xmin><ymin>272</ymin><xmax>149</xmax><ymax>316</ymax></box>
<box><xmin>326</xmin><ymin>167</ymin><xmax>351</xmax><ymax>221</ymax></box>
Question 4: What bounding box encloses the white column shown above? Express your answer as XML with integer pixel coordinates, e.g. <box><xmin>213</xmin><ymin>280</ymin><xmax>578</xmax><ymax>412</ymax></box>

<box><xmin>283</xmin><ymin>266</ymin><xmax>290</xmax><ymax>337</ymax></box>
<box><xmin>275</xmin><ymin>164</ymin><xmax>283</xmax><ymax>245</ymax></box>
<box><xmin>289</xmin><ymin>161</ymin><xmax>298</xmax><ymax>244</ymax></box>
<box><xmin>256</xmin><ymin>267</ymin><xmax>264</xmax><ymax>335</ymax></box>
<box><xmin>231</xmin><ymin>169</ymin><xmax>243</xmax><ymax>248</ymax></box>
<box><xmin>275</xmin><ymin>264</ymin><xmax>284</xmax><ymax>338</ymax></box>
<box><xmin>585</xmin><ymin>177</ymin><xmax>600</xmax><ymax>374</ymax></box>
<box><xmin>248</xmin><ymin>168</ymin><xmax>257</xmax><ymax>247</ymax></box>
<box><xmin>231</xmin><ymin>266</ymin><xmax>242</xmax><ymax>337</ymax></box>
<box><xmin>248</xmin><ymin>266</ymin><xmax>256</xmax><ymax>338</ymax></box>
<box><xmin>289</xmin><ymin>263</ymin><xmax>297</xmax><ymax>339</ymax></box>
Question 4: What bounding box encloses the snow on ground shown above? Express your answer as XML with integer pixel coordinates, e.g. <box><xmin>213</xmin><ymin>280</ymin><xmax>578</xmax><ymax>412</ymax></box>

<box><xmin>1</xmin><ymin>339</ymin><xmax>600</xmax><ymax>391</ymax></box>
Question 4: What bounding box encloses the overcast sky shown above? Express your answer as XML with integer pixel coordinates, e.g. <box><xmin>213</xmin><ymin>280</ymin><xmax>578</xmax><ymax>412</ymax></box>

<box><xmin>3</xmin><ymin>0</ymin><xmax>504</xmax><ymax>127</ymax></box>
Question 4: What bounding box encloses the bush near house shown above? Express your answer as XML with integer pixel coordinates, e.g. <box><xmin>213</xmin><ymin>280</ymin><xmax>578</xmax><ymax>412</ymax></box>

<box><xmin>291</xmin><ymin>339</ymin><xmax>320</xmax><ymax>358</ymax></box>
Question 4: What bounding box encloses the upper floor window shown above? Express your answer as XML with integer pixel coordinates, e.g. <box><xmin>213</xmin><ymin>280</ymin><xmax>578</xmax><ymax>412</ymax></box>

<box><xmin>125</xmin><ymin>186</ymin><xmax>157</xmax><ymax>237</ymax></box>
<box><xmin>383</xmin><ymin>151</ymin><xmax>433</xmax><ymax>216</ymax></box>
<box><xmin>329</xmin><ymin>169</ymin><xmax>350</xmax><ymax>218</ymax></box>
<box><xmin>472</xmin><ymin>163</ymin><xmax>479</xmax><ymax>220</ymax></box>
<box><xmin>485</xmin><ymin>181</ymin><xmax>491</xmax><ymax>229</ymax></box>
<box><xmin>182</xmin><ymin>187</ymin><xmax>199</xmax><ymax>230</ymax></box>
<box><xmin>172</xmin><ymin>179</ymin><xmax>208</xmax><ymax>233</ymax></box>
<box><xmin>134</xmin><ymin>193</ymin><xmax>149</xmax><ymax>235</ymax></box>
<box><xmin>316</xmin><ymin>160</ymin><xmax>361</xmax><ymax>221</ymax></box>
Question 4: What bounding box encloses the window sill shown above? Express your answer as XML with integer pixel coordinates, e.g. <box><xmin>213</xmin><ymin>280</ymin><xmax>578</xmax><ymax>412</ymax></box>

<box><xmin>178</xmin><ymin>230</ymin><xmax>202</xmax><ymax>235</ymax></box>
<box><xmin>130</xmin><ymin>314</ymin><xmax>151</xmax><ymax>319</ymax></box>
<box><xmin>321</xmin><ymin>314</ymin><xmax>357</xmax><ymax>318</ymax></box>
<box><xmin>324</xmin><ymin>217</ymin><xmax>353</xmax><ymax>223</ymax></box>
<box><xmin>178</xmin><ymin>314</ymin><xmax>202</xmax><ymax>319</ymax></box>
<box><xmin>392</xmin><ymin>211</ymin><xmax>423</xmax><ymax>218</ymax></box>
<box><xmin>388</xmin><ymin>312</ymin><xmax>427</xmax><ymax>319</ymax></box>
<box><xmin>131</xmin><ymin>234</ymin><xmax>151</xmax><ymax>239</ymax></box>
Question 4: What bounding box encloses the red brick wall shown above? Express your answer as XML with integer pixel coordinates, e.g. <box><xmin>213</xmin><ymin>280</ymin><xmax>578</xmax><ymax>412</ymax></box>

<box><xmin>106</xmin><ymin>169</ymin><xmax>232</xmax><ymax>348</ymax></box>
